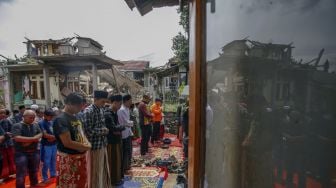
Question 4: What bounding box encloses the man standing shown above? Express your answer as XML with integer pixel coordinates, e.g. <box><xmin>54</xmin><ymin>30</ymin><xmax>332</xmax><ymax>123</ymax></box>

<box><xmin>282</xmin><ymin>110</ymin><xmax>307</xmax><ymax>188</ymax></box>
<box><xmin>150</xmin><ymin>98</ymin><xmax>163</xmax><ymax>145</ymax></box>
<box><xmin>14</xmin><ymin>105</ymin><xmax>25</xmax><ymax>123</ymax></box>
<box><xmin>118</xmin><ymin>94</ymin><xmax>133</xmax><ymax>173</ymax></box>
<box><xmin>82</xmin><ymin>90</ymin><xmax>110</xmax><ymax>188</ymax></box>
<box><xmin>76</xmin><ymin>97</ymin><xmax>87</xmax><ymax>121</ymax></box>
<box><xmin>11</xmin><ymin>110</ymin><xmax>42</xmax><ymax>188</ymax></box>
<box><xmin>53</xmin><ymin>93</ymin><xmax>91</xmax><ymax>188</ymax></box>
<box><xmin>139</xmin><ymin>94</ymin><xmax>153</xmax><ymax>156</ymax></box>
<box><xmin>39</xmin><ymin>109</ymin><xmax>57</xmax><ymax>183</ymax></box>
<box><xmin>0</xmin><ymin>108</ymin><xmax>16</xmax><ymax>178</ymax></box>
<box><xmin>132</xmin><ymin>102</ymin><xmax>141</xmax><ymax>138</ymax></box>
<box><xmin>182</xmin><ymin>99</ymin><xmax>189</xmax><ymax>158</ymax></box>
<box><xmin>0</xmin><ymin>124</ymin><xmax>5</xmax><ymax>179</ymax></box>
<box><xmin>104</xmin><ymin>95</ymin><xmax>124</xmax><ymax>186</ymax></box>
<box><xmin>176</xmin><ymin>97</ymin><xmax>185</xmax><ymax>142</ymax></box>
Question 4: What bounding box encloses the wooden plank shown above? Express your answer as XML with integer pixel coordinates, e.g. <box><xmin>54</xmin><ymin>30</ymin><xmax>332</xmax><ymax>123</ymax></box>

<box><xmin>110</xmin><ymin>66</ymin><xmax>120</xmax><ymax>93</ymax></box>
<box><xmin>188</xmin><ymin>0</ymin><xmax>206</xmax><ymax>187</ymax></box>
<box><xmin>92</xmin><ymin>63</ymin><xmax>98</xmax><ymax>91</ymax></box>
<box><xmin>43</xmin><ymin>66</ymin><xmax>51</xmax><ymax>108</ymax></box>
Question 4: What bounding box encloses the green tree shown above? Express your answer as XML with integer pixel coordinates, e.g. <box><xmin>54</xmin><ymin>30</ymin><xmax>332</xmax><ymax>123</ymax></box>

<box><xmin>172</xmin><ymin>4</ymin><xmax>189</xmax><ymax>66</ymax></box>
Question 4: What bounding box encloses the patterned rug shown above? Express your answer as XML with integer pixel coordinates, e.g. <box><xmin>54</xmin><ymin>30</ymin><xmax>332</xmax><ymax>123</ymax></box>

<box><xmin>162</xmin><ymin>133</ymin><xmax>182</xmax><ymax>148</ymax></box>
<box><xmin>132</xmin><ymin>145</ymin><xmax>184</xmax><ymax>162</ymax></box>
<box><xmin>121</xmin><ymin>167</ymin><xmax>166</xmax><ymax>188</ymax></box>
<box><xmin>133</xmin><ymin>133</ymin><xmax>182</xmax><ymax>148</ymax></box>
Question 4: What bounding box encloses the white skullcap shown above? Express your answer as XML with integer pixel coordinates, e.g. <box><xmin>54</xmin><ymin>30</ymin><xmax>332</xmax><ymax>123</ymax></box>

<box><xmin>30</xmin><ymin>104</ymin><xmax>39</xmax><ymax>110</ymax></box>
<box><xmin>52</xmin><ymin>107</ymin><xmax>59</xmax><ymax>111</ymax></box>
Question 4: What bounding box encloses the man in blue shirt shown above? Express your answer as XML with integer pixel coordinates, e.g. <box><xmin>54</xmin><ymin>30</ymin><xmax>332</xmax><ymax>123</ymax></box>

<box><xmin>14</xmin><ymin>105</ymin><xmax>25</xmax><ymax>123</ymax></box>
<box><xmin>39</xmin><ymin>109</ymin><xmax>57</xmax><ymax>183</ymax></box>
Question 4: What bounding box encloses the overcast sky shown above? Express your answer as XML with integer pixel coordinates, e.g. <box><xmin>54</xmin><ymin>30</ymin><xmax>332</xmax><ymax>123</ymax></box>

<box><xmin>0</xmin><ymin>0</ymin><xmax>181</xmax><ymax>67</ymax></box>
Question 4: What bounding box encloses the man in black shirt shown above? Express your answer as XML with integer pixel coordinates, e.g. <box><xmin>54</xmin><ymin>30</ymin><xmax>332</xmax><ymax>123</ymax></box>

<box><xmin>104</xmin><ymin>94</ymin><xmax>124</xmax><ymax>186</ymax></box>
<box><xmin>53</xmin><ymin>93</ymin><xmax>91</xmax><ymax>188</ymax></box>
<box><xmin>11</xmin><ymin>109</ymin><xmax>42</xmax><ymax>188</ymax></box>
<box><xmin>282</xmin><ymin>110</ymin><xmax>306</xmax><ymax>188</ymax></box>
<box><xmin>316</xmin><ymin>111</ymin><xmax>336</xmax><ymax>188</ymax></box>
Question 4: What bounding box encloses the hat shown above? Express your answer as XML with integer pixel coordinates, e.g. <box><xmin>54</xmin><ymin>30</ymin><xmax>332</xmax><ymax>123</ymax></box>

<box><xmin>65</xmin><ymin>93</ymin><xmax>83</xmax><ymax>105</ymax></box>
<box><xmin>30</xmin><ymin>104</ymin><xmax>39</xmax><ymax>110</ymax></box>
<box><xmin>109</xmin><ymin>95</ymin><xmax>122</xmax><ymax>102</ymax></box>
<box><xmin>142</xmin><ymin>94</ymin><xmax>151</xmax><ymax>100</ymax></box>
<box><xmin>52</xmin><ymin>107</ymin><xmax>59</xmax><ymax>112</ymax></box>
<box><xmin>94</xmin><ymin>90</ymin><xmax>108</xmax><ymax>99</ymax></box>
<box><xmin>44</xmin><ymin>109</ymin><xmax>56</xmax><ymax>116</ymax></box>
<box><xmin>122</xmin><ymin>94</ymin><xmax>132</xmax><ymax>102</ymax></box>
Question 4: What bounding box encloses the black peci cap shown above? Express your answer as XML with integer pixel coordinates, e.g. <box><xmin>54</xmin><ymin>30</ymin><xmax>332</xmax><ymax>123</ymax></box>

<box><xmin>65</xmin><ymin>93</ymin><xmax>83</xmax><ymax>105</ymax></box>
<box><xmin>94</xmin><ymin>90</ymin><xmax>109</xmax><ymax>99</ymax></box>
<box><xmin>109</xmin><ymin>95</ymin><xmax>122</xmax><ymax>102</ymax></box>
<box><xmin>44</xmin><ymin>109</ymin><xmax>56</xmax><ymax>116</ymax></box>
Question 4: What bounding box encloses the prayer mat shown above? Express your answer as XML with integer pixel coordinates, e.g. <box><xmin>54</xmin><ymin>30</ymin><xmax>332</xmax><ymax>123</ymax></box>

<box><xmin>133</xmin><ymin>145</ymin><xmax>183</xmax><ymax>163</ymax></box>
<box><xmin>121</xmin><ymin>167</ymin><xmax>166</xmax><ymax>188</ymax></box>
<box><xmin>135</xmin><ymin>133</ymin><xmax>183</xmax><ymax>148</ymax></box>
<box><xmin>0</xmin><ymin>176</ymin><xmax>56</xmax><ymax>188</ymax></box>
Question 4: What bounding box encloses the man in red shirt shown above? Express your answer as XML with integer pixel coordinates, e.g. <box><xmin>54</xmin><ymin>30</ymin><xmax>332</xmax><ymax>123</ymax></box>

<box><xmin>138</xmin><ymin>94</ymin><xmax>153</xmax><ymax>156</ymax></box>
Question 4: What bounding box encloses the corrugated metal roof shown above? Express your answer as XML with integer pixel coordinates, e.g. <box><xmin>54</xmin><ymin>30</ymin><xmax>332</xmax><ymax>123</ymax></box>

<box><xmin>117</xmin><ymin>60</ymin><xmax>149</xmax><ymax>71</ymax></box>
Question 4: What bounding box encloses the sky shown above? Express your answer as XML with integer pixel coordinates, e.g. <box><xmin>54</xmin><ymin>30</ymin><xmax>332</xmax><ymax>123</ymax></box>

<box><xmin>206</xmin><ymin>0</ymin><xmax>336</xmax><ymax>70</ymax></box>
<box><xmin>0</xmin><ymin>0</ymin><xmax>182</xmax><ymax>67</ymax></box>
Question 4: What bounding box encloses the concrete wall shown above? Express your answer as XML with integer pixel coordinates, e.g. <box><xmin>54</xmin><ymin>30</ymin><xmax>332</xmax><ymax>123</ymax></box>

<box><xmin>76</xmin><ymin>39</ymin><xmax>101</xmax><ymax>55</ymax></box>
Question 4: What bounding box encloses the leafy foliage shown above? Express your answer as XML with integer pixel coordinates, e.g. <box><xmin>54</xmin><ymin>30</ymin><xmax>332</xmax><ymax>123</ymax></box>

<box><xmin>172</xmin><ymin>32</ymin><xmax>189</xmax><ymax>64</ymax></box>
<box><xmin>172</xmin><ymin>4</ymin><xmax>189</xmax><ymax>66</ymax></box>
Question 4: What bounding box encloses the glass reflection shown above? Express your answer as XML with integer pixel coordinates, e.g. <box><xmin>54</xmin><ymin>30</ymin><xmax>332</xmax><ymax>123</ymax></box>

<box><xmin>205</xmin><ymin>0</ymin><xmax>336</xmax><ymax>188</ymax></box>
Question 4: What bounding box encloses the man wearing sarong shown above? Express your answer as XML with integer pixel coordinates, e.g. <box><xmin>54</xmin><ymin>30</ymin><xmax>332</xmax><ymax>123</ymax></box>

<box><xmin>241</xmin><ymin>94</ymin><xmax>274</xmax><ymax>188</ymax></box>
<box><xmin>0</xmin><ymin>108</ymin><xmax>16</xmax><ymax>178</ymax></box>
<box><xmin>53</xmin><ymin>93</ymin><xmax>91</xmax><ymax>188</ymax></box>
<box><xmin>118</xmin><ymin>94</ymin><xmax>133</xmax><ymax>174</ymax></box>
<box><xmin>82</xmin><ymin>90</ymin><xmax>110</xmax><ymax>188</ymax></box>
<box><xmin>11</xmin><ymin>110</ymin><xmax>42</xmax><ymax>188</ymax></box>
<box><xmin>104</xmin><ymin>95</ymin><xmax>124</xmax><ymax>186</ymax></box>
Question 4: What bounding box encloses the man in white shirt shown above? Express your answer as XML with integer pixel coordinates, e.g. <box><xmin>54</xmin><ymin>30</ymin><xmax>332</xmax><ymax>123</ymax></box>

<box><xmin>117</xmin><ymin>94</ymin><xmax>133</xmax><ymax>174</ymax></box>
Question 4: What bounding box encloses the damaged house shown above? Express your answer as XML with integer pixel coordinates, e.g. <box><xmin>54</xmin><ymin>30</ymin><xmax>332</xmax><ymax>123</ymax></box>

<box><xmin>0</xmin><ymin>36</ymin><xmax>123</xmax><ymax>110</ymax></box>
<box><xmin>208</xmin><ymin>39</ymin><xmax>336</xmax><ymax>114</ymax></box>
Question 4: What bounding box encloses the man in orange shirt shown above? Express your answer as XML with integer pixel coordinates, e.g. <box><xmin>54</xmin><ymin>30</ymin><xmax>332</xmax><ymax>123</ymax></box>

<box><xmin>151</xmin><ymin>98</ymin><xmax>163</xmax><ymax>145</ymax></box>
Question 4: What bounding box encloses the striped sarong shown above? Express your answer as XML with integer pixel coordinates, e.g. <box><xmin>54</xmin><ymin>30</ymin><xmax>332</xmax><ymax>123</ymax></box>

<box><xmin>87</xmin><ymin>147</ymin><xmax>111</xmax><ymax>188</ymax></box>
<box><xmin>107</xmin><ymin>143</ymin><xmax>123</xmax><ymax>185</ymax></box>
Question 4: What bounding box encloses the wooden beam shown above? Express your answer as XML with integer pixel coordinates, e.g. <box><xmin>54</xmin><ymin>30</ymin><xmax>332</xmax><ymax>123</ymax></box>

<box><xmin>43</xmin><ymin>66</ymin><xmax>51</xmax><ymax>108</ymax></box>
<box><xmin>7</xmin><ymin>71</ymin><xmax>13</xmax><ymax>111</ymax></box>
<box><xmin>92</xmin><ymin>63</ymin><xmax>98</xmax><ymax>91</ymax></box>
<box><xmin>111</xmin><ymin>66</ymin><xmax>120</xmax><ymax>93</ymax></box>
